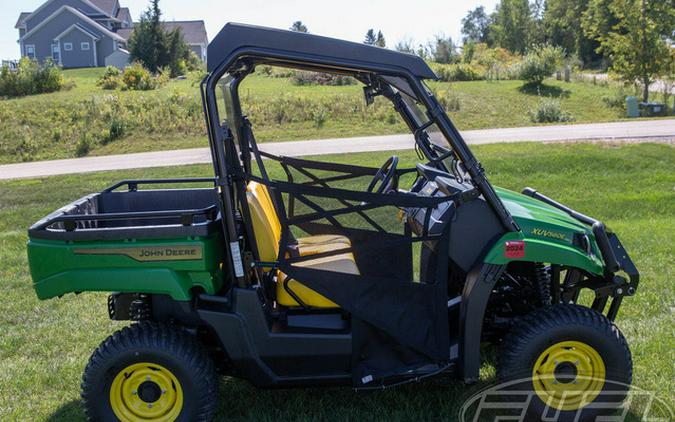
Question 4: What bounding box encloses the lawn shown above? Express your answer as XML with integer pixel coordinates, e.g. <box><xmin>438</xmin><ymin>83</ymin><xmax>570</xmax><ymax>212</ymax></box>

<box><xmin>0</xmin><ymin>141</ymin><xmax>673</xmax><ymax>420</ymax></box>
<box><xmin>0</xmin><ymin>67</ymin><xmax>650</xmax><ymax>164</ymax></box>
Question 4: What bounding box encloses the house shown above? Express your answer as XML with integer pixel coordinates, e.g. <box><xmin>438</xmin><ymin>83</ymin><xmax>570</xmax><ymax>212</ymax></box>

<box><xmin>15</xmin><ymin>0</ymin><xmax>208</xmax><ymax>68</ymax></box>
<box><xmin>116</xmin><ymin>20</ymin><xmax>209</xmax><ymax>63</ymax></box>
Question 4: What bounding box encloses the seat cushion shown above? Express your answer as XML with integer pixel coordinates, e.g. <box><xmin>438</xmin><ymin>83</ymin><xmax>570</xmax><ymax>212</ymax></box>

<box><xmin>277</xmin><ymin>251</ymin><xmax>359</xmax><ymax>308</ymax></box>
<box><xmin>246</xmin><ymin>182</ymin><xmax>282</xmax><ymax>262</ymax></box>
<box><xmin>245</xmin><ymin>181</ymin><xmax>357</xmax><ymax>308</ymax></box>
<box><xmin>295</xmin><ymin>234</ymin><xmax>351</xmax><ymax>255</ymax></box>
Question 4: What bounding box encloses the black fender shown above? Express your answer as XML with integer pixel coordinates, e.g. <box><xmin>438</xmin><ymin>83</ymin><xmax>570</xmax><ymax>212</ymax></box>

<box><xmin>458</xmin><ymin>263</ymin><xmax>505</xmax><ymax>383</ymax></box>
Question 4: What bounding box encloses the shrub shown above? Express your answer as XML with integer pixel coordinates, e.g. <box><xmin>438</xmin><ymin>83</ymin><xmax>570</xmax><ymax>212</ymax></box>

<box><xmin>311</xmin><ymin>107</ymin><xmax>328</xmax><ymax>128</ymax></box>
<box><xmin>519</xmin><ymin>45</ymin><xmax>564</xmax><ymax>86</ymax></box>
<box><xmin>75</xmin><ymin>133</ymin><xmax>93</xmax><ymax>157</ymax></box>
<box><xmin>528</xmin><ymin>98</ymin><xmax>574</xmax><ymax>123</ymax></box>
<box><xmin>104</xmin><ymin>116</ymin><xmax>127</xmax><ymax>144</ymax></box>
<box><xmin>121</xmin><ymin>63</ymin><xmax>163</xmax><ymax>91</ymax></box>
<box><xmin>0</xmin><ymin>57</ymin><xmax>64</xmax><ymax>98</ymax></box>
<box><xmin>432</xmin><ymin>63</ymin><xmax>485</xmax><ymax>82</ymax></box>
<box><xmin>97</xmin><ymin>66</ymin><xmax>122</xmax><ymax>90</ymax></box>
<box><xmin>601</xmin><ymin>88</ymin><xmax>628</xmax><ymax>110</ymax></box>
<box><xmin>291</xmin><ymin>71</ymin><xmax>356</xmax><ymax>86</ymax></box>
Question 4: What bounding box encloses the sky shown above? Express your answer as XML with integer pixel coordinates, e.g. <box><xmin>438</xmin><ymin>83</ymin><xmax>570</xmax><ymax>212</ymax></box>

<box><xmin>0</xmin><ymin>0</ymin><xmax>500</xmax><ymax>60</ymax></box>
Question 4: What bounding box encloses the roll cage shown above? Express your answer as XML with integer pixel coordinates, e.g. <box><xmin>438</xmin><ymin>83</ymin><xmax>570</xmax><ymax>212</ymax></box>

<box><xmin>200</xmin><ymin>24</ymin><xmax>518</xmax><ymax>288</ymax></box>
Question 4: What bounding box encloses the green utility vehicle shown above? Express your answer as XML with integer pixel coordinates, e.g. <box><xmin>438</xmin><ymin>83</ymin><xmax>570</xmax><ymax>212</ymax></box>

<box><xmin>28</xmin><ymin>23</ymin><xmax>639</xmax><ymax>422</ymax></box>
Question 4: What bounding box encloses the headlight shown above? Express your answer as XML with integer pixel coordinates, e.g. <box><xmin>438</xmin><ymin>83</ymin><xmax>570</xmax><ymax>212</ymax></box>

<box><xmin>574</xmin><ymin>232</ymin><xmax>592</xmax><ymax>254</ymax></box>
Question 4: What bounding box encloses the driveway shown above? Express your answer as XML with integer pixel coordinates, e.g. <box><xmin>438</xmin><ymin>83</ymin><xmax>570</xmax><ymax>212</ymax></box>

<box><xmin>1</xmin><ymin>119</ymin><xmax>674</xmax><ymax>180</ymax></box>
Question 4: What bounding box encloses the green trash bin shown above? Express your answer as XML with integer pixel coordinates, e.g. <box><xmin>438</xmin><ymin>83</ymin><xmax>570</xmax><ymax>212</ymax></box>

<box><xmin>626</xmin><ymin>96</ymin><xmax>639</xmax><ymax>118</ymax></box>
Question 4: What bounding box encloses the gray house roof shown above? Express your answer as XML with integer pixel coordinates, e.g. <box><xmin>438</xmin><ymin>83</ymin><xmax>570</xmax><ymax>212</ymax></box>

<box><xmin>115</xmin><ymin>7</ymin><xmax>131</xmax><ymax>23</ymax></box>
<box><xmin>116</xmin><ymin>27</ymin><xmax>133</xmax><ymax>41</ymax></box>
<box><xmin>117</xmin><ymin>21</ymin><xmax>208</xmax><ymax>45</ymax></box>
<box><xmin>163</xmin><ymin>21</ymin><xmax>208</xmax><ymax>44</ymax></box>
<box><xmin>90</xmin><ymin>0</ymin><xmax>118</xmax><ymax>17</ymax></box>
<box><xmin>15</xmin><ymin>12</ymin><xmax>31</xmax><ymax>28</ymax></box>
<box><xmin>19</xmin><ymin>5</ymin><xmax>126</xmax><ymax>43</ymax></box>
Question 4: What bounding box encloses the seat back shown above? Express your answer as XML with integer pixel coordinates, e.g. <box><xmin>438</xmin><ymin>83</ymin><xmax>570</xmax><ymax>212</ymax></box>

<box><xmin>245</xmin><ymin>182</ymin><xmax>282</xmax><ymax>262</ymax></box>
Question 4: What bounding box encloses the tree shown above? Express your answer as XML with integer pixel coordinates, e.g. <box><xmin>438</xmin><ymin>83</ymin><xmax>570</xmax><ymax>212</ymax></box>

<box><xmin>461</xmin><ymin>6</ymin><xmax>491</xmax><ymax>43</ymax></box>
<box><xmin>429</xmin><ymin>35</ymin><xmax>459</xmax><ymax>64</ymax></box>
<box><xmin>290</xmin><ymin>21</ymin><xmax>308</xmax><ymax>33</ymax></box>
<box><xmin>166</xmin><ymin>28</ymin><xmax>190</xmax><ymax>77</ymax></box>
<box><xmin>364</xmin><ymin>29</ymin><xmax>377</xmax><ymax>45</ymax></box>
<box><xmin>490</xmin><ymin>0</ymin><xmax>535</xmax><ymax>53</ymax></box>
<box><xmin>375</xmin><ymin>30</ymin><xmax>386</xmax><ymax>48</ymax></box>
<box><xmin>395</xmin><ymin>37</ymin><xmax>415</xmax><ymax>54</ymax></box>
<box><xmin>519</xmin><ymin>44</ymin><xmax>565</xmax><ymax>85</ymax></box>
<box><xmin>583</xmin><ymin>0</ymin><xmax>675</xmax><ymax>101</ymax></box>
<box><xmin>129</xmin><ymin>0</ymin><xmax>167</xmax><ymax>72</ymax></box>
<box><xmin>364</xmin><ymin>29</ymin><xmax>386</xmax><ymax>47</ymax></box>
<box><xmin>128</xmin><ymin>0</ymin><xmax>193</xmax><ymax>76</ymax></box>
<box><xmin>543</xmin><ymin>0</ymin><xmax>602</xmax><ymax>66</ymax></box>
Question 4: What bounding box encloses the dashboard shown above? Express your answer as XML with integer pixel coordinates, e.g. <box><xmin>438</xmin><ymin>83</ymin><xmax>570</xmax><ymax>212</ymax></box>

<box><xmin>404</xmin><ymin>164</ymin><xmax>505</xmax><ymax>273</ymax></box>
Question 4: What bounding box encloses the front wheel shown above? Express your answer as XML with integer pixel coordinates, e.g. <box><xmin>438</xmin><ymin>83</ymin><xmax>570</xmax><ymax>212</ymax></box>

<box><xmin>81</xmin><ymin>322</ymin><xmax>218</xmax><ymax>421</ymax></box>
<box><xmin>497</xmin><ymin>304</ymin><xmax>632</xmax><ymax>421</ymax></box>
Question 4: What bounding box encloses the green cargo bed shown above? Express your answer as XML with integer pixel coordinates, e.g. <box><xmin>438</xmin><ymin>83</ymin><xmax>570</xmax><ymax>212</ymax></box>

<box><xmin>27</xmin><ymin>179</ymin><xmax>225</xmax><ymax>301</ymax></box>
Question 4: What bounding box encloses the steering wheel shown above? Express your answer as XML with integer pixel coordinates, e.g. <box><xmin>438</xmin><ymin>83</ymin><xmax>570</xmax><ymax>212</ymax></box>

<box><xmin>367</xmin><ymin>156</ymin><xmax>399</xmax><ymax>194</ymax></box>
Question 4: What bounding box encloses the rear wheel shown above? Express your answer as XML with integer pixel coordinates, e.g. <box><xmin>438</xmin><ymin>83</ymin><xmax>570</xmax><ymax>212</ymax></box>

<box><xmin>497</xmin><ymin>304</ymin><xmax>632</xmax><ymax>421</ymax></box>
<box><xmin>82</xmin><ymin>322</ymin><xmax>218</xmax><ymax>422</ymax></box>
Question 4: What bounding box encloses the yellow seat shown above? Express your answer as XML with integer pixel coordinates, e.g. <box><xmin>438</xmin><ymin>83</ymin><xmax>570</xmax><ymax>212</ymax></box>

<box><xmin>245</xmin><ymin>182</ymin><xmax>359</xmax><ymax>308</ymax></box>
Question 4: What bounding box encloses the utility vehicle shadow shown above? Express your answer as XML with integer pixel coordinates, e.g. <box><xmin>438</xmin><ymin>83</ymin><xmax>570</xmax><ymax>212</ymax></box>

<box><xmin>518</xmin><ymin>83</ymin><xmax>570</xmax><ymax>98</ymax></box>
<box><xmin>45</xmin><ymin>400</ymin><xmax>86</xmax><ymax>421</ymax></box>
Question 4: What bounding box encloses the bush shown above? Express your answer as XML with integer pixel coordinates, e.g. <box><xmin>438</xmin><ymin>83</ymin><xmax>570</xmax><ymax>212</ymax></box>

<box><xmin>601</xmin><ymin>88</ymin><xmax>628</xmax><ymax>110</ymax></box>
<box><xmin>121</xmin><ymin>63</ymin><xmax>164</xmax><ymax>91</ymax></box>
<box><xmin>432</xmin><ymin>63</ymin><xmax>486</xmax><ymax>82</ymax></box>
<box><xmin>103</xmin><ymin>116</ymin><xmax>127</xmax><ymax>144</ymax></box>
<box><xmin>528</xmin><ymin>98</ymin><xmax>574</xmax><ymax>123</ymax></box>
<box><xmin>75</xmin><ymin>133</ymin><xmax>93</xmax><ymax>157</ymax></box>
<box><xmin>519</xmin><ymin>45</ymin><xmax>564</xmax><ymax>86</ymax></box>
<box><xmin>291</xmin><ymin>71</ymin><xmax>357</xmax><ymax>86</ymax></box>
<box><xmin>0</xmin><ymin>57</ymin><xmax>64</xmax><ymax>98</ymax></box>
<box><xmin>97</xmin><ymin>66</ymin><xmax>122</xmax><ymax>90</ymax></box>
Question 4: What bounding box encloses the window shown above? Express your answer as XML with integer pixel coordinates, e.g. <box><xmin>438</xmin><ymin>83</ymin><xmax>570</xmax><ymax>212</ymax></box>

<box><xmin>81</xmin><ymin>42</ymin><xmax>90</xmax><ymax>51</ymax></box>
<box><xmin>63</xmin><ymin>43</ymin><xmax>73</xmax><ymax>51</ymax></box>
<box><xmin>51</xmin><ymin>44</ymin><xmax>60</xmax><ymax>63</ymax></box>
<box><xmin>25</xmin><ymin>45</ymin><xmax>35</xmax><ymax>59</ymax></box>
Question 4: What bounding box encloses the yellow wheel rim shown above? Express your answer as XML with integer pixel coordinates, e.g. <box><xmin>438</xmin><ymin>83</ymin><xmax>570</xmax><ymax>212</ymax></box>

<box><xmin>110</xmin><ymin>362</ymin><xmax>183</xmax><ymax>421</ymax></box>
<box><xmin>532</xmin><ymin>341</ymin><xmax>606</xmax><ymax>411</ymax></box>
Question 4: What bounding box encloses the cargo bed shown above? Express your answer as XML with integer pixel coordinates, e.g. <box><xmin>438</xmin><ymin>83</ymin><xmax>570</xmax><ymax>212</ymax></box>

<box><xmin>27</xmin><ymin>179</ymin><xmax>225</xmax><ymax>300</ymax></box>
<box><xmin>29</xmin><ymin>178</ymin><xmax>222</xmax><ymax>241</ymax></box>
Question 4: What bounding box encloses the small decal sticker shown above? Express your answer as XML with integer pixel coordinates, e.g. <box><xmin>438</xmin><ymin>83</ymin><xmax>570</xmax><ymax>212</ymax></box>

<box><xmin>531</xmin><ymin>228</ymin><xmax>568</xmax><ymax>241</ymax></box>
<box><xmin>505</xmin><ymin>241</ymin><xmax>525</xmax><ymax>258</ymax></box>
<box><xmin>75</xmin><ymin>245</ymin><xmax>202</xmax><ymax>261</ymax></box>
<box><xmin>230</xmin><ymin>241</ymin><xmax>245</xmax><ymax>277</ymax></box>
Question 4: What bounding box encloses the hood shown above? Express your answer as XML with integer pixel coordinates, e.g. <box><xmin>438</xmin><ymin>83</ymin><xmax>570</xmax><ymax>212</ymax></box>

<box><xmin>495</xmin><ymin>187</ymin><xmax>591</xmax><ymax>245</ymax></box>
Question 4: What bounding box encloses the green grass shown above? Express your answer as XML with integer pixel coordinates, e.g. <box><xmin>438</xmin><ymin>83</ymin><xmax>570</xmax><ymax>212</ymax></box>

<box><xmin>0</xmin><ymin>68</ymin><xmax>654</xmax><ymax>164</ymax></box>
<box><xmin>0</xmin><ymin>142</ymin><xmax>673</xmax><ymax>420</ymax></box>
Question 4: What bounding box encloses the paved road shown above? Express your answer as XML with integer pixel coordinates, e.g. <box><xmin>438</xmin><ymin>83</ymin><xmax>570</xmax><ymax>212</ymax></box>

<box><xmin>1</xmin><ymin>119</ymin><xmax>673</xmax><ymax>180</ymax></box>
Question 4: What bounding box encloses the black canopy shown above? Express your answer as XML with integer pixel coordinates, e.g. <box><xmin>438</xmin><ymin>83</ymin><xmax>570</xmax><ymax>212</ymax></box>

<box><xmin>207</xmin><ymin>22</ymin><xmax>438</xmax><ymax>79</ymax></box>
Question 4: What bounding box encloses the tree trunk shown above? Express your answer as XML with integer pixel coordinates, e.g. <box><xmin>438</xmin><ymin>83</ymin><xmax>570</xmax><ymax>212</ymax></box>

<box><xmin>643</xmin><ymin>77</ymin><xmax>650</xmax><ymax>102</ymax></box>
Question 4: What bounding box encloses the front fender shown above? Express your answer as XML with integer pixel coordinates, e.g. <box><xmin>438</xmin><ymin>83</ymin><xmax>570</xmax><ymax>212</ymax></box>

<box><xmin>483</xmin><ymin>232</ymin><xmax>604</xmax><ymax>276</ymax></box>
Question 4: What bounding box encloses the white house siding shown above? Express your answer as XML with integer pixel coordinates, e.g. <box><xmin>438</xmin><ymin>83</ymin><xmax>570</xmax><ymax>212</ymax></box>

<box><xmin>24</xmin><ymin>0</ymin><xmax>102</xmax><ymax>32</ymax></box>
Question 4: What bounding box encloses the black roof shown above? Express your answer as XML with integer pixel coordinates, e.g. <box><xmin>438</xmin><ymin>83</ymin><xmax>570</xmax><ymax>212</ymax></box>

<box><xmin>207</xmin><ymin>23</ymin><xmax>437</xmax><ymax>79</ymax></box>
